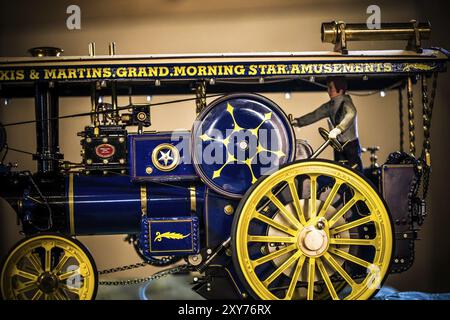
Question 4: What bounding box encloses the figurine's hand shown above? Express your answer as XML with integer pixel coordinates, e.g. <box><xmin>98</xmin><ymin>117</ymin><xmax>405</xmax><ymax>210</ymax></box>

<box><xmin>329</xmin><ymin>127</ymin><xmax>342</xmax><ymax>139</ymax></box>
<box><xmin>290</xmin><ymin>118</ymin><xmax>299</xmax><ymax>127</ymax></box>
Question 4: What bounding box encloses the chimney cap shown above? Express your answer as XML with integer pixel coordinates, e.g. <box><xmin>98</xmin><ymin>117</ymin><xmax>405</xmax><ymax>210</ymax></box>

<box><xmin>28</xmin><ymin>47</ymin><xmax>64</xmax><ymax>57</ymax></box>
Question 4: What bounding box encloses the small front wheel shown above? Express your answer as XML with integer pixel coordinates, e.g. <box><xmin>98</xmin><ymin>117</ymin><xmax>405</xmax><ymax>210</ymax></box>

<box><xmin>1</xmin><ymin>233</ymin><xmax>98</xmax><ymax>300</ymax></box>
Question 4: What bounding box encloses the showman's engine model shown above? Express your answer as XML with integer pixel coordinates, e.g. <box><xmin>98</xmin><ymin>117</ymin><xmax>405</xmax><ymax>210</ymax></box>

<box><xmin>0</xmin><ymin>21</ymin><xmax>448</xmax><ymax>300</ymax></box>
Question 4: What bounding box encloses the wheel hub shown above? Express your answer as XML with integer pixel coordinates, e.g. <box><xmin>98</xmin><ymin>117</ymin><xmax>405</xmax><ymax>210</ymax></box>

<box><xmin>37</xmin><ymin>272</ymin><xmax>59</xmax><ymax>294</ymax></box>
<box><xmin>298</xmin><ymin>226</ymin><xmax>329</xmax><ymax>256</ymax></box>
<box><xmin>239</xmin><ymin>140</ymin><xmax>249</xmax><ymax>150</ymax></box>
<box><xmin>267</xmin><ymin>200</ymin><xmax>348</xmax><ymax>279</ymax></box>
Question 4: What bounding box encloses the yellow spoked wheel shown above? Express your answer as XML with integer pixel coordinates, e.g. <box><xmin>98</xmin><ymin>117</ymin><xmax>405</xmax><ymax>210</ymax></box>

<box><xmin>232</xmin><ymin>160</ymin><xmax>393</xmax><ymax>300</ymax></box>
<box><xmin>1</xmin><ymin>233</ymin><xmax>97</xmax><ymax>300</ymax></box>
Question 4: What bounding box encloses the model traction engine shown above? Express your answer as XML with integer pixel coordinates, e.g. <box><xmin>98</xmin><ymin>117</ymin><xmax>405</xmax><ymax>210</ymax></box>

<box><xmin>0</xmin><ymin>20</ymin><xmax>447</xmax><ymax>300</ymax></box>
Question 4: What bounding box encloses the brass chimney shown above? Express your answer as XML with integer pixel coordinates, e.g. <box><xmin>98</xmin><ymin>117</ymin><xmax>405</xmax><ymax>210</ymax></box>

<box><xmin>321</xmin><ymin>20</ymin><xmax>431</xmax><ymax>53</ymax></box>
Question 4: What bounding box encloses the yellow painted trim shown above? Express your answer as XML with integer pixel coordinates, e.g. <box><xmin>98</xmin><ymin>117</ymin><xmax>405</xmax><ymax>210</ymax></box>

<box><xmin>190</xmin><ymin>185</ymin><xmax>197</xmax><ymax>212</ymax></box>
<box><xmin>140</xmin><ymin>184</ymin><xmax>147</xmax><ymax>216</ymax></box>
<box><xmin>68</xmin><ymin>174</ymin><xmax>75</xmax><ymax>235</ymax></box>
<box><xmin>205</xmin><ymin>187</ymin><xmax>210</xmax><ymax>247</ymax></box>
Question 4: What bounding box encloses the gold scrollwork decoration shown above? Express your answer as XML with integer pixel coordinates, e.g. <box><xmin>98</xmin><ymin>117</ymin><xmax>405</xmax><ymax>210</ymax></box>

<box><xmin>403</xmin><ymin>63</ymin><xmax>435</xmax><ymax>72</ymax></box>
<box><xmin>154</xmin><ymin>231</ymin><xmax>190</xmax><ymax>242</ymax></box>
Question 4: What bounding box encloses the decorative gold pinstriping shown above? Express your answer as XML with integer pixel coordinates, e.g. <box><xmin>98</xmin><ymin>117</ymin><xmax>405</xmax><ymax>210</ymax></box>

<box><xmin>190</xmin><ymin>186</ymin><xmax>196</xmax><ymax>212</ymax></box>
<box><xmin>68</xmin><ymin>174</ymin><xmax>75</xmax><ymax>235</ymax></box>
<box><xmin>141</xmin><ymin>184</ymin><xmax>147</xmax><ymax>216</ymax></box>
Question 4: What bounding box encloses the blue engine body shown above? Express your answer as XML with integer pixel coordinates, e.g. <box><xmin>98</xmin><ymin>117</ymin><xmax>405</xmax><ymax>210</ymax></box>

<box><xmin>65</xmin><ymin>174</ymin><xmax>205</xmax><ymax>237</ymax></box>
<box><xmin>63</xmin><ymin>94</ymin><xmax>295</xmax><ymax>263</ymax></box>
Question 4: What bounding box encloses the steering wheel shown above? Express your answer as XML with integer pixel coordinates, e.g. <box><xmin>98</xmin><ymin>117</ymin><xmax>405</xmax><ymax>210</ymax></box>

<box><xmin>318</xmin><ymin>127</ymin><xmax>344</xmax><ymax>153</ymax></box>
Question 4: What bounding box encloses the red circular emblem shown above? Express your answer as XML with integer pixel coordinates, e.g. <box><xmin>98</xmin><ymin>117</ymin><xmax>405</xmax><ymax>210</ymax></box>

<box><xmin>95</xmin><ymin>144</ymin><xmax>116</xmax><ymax>158</ymax></box>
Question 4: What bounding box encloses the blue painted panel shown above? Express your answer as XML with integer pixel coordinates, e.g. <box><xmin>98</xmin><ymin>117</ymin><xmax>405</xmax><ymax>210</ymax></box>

<box><xmin>129</xmin><ymin>131</ymin><xmax>197</xmax><ymax>182</ymax></box>
<box><xmin>203</xmin><ymin>188</ymin><xmax>239</xmax><ymax>249</ymax></box>
<box><xmin>141</xmin><ymin>216</ymin><xmax>200</xmax><ymax>256</ymax></box>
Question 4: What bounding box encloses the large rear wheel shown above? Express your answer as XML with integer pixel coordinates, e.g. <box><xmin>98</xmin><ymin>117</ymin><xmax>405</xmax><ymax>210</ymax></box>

<box><xmin>232</xmin><ymin>160</ymin><xmax>393</xmax><ymax>300</ymax></box>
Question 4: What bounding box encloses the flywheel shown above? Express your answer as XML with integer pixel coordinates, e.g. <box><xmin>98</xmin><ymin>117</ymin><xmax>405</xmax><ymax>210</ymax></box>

<box><xmin>192</xmin><ymin>93</ymin><xmax>295</xmax><ymax>199</ymax></box>
<box><xmin>231</xmin><ymin>159</ymin><xmax>393</xmax><ymax>300</ymax></box>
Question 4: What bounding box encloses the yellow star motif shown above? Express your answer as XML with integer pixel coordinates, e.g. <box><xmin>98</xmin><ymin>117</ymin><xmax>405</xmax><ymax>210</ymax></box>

<box><xmin>227</xmin><ymin>103</ymin><xmax>243</xmax><ymax>132</ymax></box>
<box><xmin>201</xmin><ymin>103</ymin><xmax>286</xmax><ymax>184</ymax></box>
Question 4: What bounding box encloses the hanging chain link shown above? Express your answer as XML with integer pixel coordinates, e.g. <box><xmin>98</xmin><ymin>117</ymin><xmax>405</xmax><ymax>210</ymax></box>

<box><xmin>393</xmin><ymin>72</ymin><xmax>438</xmax><ymax>227</ymax></box>
<box><xmin>98</xmin><ymin>263</ymin><xmax>191</xmax><ymax>286</ymax></box>
<box><xmin>406</xmin><ymin>77</ymin><xmax>416</xmax><ymax>156</ymax></box>
<box><xmin>421</xmin><ymin>75</ymin><xmax>430</xmax><ymax>165</ymax></box>
<box><xmin>99</xmin><ymin>261</ymin><xmax>151</xmax><ymax>276</ymax></box>
<box><xmin>390</xmin><ymin>73</ymin><xmax>438</xmax><ymax>228</ymax></box>
<box><xmin>398</xmin><ymin>87</ymin><xmax>404</xmax><ymax>153</ymax></box>
<box><xmin>97</xmin><ymin>238</ymin><xmax>192</xmax><ymax>286</ymax></box>
<box><xmin>421</xmin><ymin>72</ymin><xmax>438</xmax><ymax>200</ymax></box>
<box><xmin>195</xmin><ymin>81</ymin><xmax>207</xmax><ymax>114</ymax></box>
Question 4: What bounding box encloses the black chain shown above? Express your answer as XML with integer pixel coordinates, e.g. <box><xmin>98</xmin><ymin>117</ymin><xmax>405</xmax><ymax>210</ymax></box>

<box><xmin>421</xmin><ymin>73</ymin><xmax>438</xmax><ymax>200</ymax></box>
<box><xmin>98</xmin><ymin>263</ymin><xmax>190</xmax><ymax>286</ymax></box>
<box><xmin>398</xmin><ymin>87</ymin><xmax>404</xmax><ymax>153</ymax></box>
<box><xmin>126</xmin><ymin>234</ymin><xmax>182</xmax><ymax>267</ymax></box>
<box><xmin>406</xmin><ymin>77</ymin><xmax>416</xmax><ymax>156</ymax></box>
<box><xmin>99</xmin><ymin>261</ymin><xmax>151</xmax><ymax>276</ymax></box>
<box><xmin>195</xmin><ymin>81</ymin><xmax>207</xmax><ymax>114</ymax></box>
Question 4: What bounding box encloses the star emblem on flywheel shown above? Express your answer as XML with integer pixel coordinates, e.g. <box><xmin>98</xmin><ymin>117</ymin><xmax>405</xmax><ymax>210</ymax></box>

<box><xmin>199</xmin><ymin>103</ymin><xmax>286</xmax><ymax>184</ymax></box>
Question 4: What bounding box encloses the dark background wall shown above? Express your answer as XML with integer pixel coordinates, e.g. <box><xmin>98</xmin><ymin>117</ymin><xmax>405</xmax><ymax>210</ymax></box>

<box><xmin>0</xmin><ymin>0</ymin><xmax>449</xmax><ymax>292</ymax></box>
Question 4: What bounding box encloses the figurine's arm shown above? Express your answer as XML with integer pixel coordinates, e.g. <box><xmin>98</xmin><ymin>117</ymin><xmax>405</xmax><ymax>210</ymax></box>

<box><xmin>335</xmin><ymin>98</ymin><xmax>357</xmax><ymax>132</ymax></box>
<box><xmin>294</xmin><ymin>103</ymin><xmax>329</xmax><ymax>127</ymax></box>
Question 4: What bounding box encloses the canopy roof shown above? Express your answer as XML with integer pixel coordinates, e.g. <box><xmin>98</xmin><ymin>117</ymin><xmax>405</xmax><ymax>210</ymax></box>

<box><xmin>0</xmin><ymin>48</ymin><xmax>448</xmax><ymax>97</ymax></box>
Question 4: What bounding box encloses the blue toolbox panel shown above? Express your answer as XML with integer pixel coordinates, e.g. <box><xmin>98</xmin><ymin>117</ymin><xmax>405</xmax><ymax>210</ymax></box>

<box><xmin>128</xmin><ymin>131</ymin><xmax>197</xmax><ymax>182</ymax></box>
<box><xmin>140</xmin><ymin>216</ymin><xmax>199</xmax><ymax>256</ymax></box>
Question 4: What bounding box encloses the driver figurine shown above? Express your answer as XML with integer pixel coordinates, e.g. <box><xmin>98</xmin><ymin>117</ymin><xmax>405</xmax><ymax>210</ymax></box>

<box><xmin>291</xmin><ymin>76</ymin><xmax>363</xmax><ymax>172</ymax></box>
